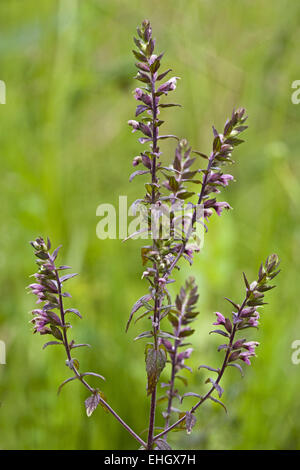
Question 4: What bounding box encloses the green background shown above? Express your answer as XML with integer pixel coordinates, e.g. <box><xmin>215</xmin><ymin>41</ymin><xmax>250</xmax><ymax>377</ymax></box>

<box><xmin>0</xmin><ymin>0</ymin><xmax>299</xmax><ymax>450</ymax></box>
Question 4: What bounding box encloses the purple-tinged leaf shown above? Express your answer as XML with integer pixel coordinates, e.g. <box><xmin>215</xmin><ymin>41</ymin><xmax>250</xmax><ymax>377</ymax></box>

<box><xmin>138</xmin><ymin>137</ymin><xmax>151</xmax><ymax>144</ymax></box>
<box><xmin>50</xmin><ymin>325</ymin><xmax>63</xmax><ymax>341</ymax></box>
<box><xmin>228</xmin><ymin>350</ymin><xmax>241</xmax><ymax>362</ymax></box>
<box><xmin>134</xmin><ymin>330</ymin><xmax>153</xmax><ymax>341</ymax></box>
<box><xmin>139</xmin><ymin>122</ymin><xmax>152</xmax><ymax>137</ymax></box>
<box><xmin>60</xmin><ymin>273</ymin><xmax>78</xmax><ymax>283</ymax></box>
<box><xmin>175</xmin><ymin>375</ymin><xmax>188</xmax><ymax>387</ymax></box>
<box><xmin>224</xmin><ymin>318</ymin><xmax>232</xmax><ymax>333</ymax></box>
<box><xmin>159</xmin><ymin>103</ymin><xmax>182</xmax><ymax>108</ymax></box>
<box><xmin>227</xmin><ymin>363</ymin><xmax>244</xmax><ymax>377</ymax></box>
<box><xmin>42</xmin><ymin>341</ymin><xmax>63</xmax><ymax>350</ymax></box>
<box><xmin>206</xmin><ymin>378</ymin><xmax>224</xmax><ymax>398</ymax></box>
<box><xmin>85</xmin><ymin>392</ymin><xmax>101</xmax><ymax>417</ymax></box>
<box><xmin>129</xmin><ymin>170</ymin><xmax>149</xmax><ymax>182</ymax></box>
<box><xmin>155</xmin><ymin>439</ymin><xmax>172</xmax><ymax>450</ymax></box>
<box><xmin>132</xmin><ymin>49</ymin><xmax>147</xmax><ymax>62</ymax></box>
<box><xmin>181</xmin><ymin>392</ymin><xmax>202</xmax><ymax>403</ymax></box>
<box><xmin>209</xmin><ymin>329</ymin><xmax>229</xmax><ymax>338</ymax></box>
<box><xmin>218</xmin><ymin>344</ymin><xmax>229</xmax><ymax>352</ymax></box>
<box><xmin>136</xmin><ymin>105</ymin><xmax>149</xmax><ymax>117</ymax></box>
<box><xmin>65</xmin><ymin>308</ymin><xmax>82</xmax><ymax>319</ymax></box>
<box><xmin>224</xmin><ymin>297</ymin><xmax>240</xmax><ymax>310</ymax></box>
<box><xmin>81</xmin><ymin>372</ymin><xmax>106</xmax><ymax>382</ymax></box>
<box><xmin>157</xmin><ymin>69</ymin><xmax>172</xmax><ymax>81</ymax></box>
<box><xmin>198</xmin><ymin>365</ymin><xmax>219</xmax><ymax>373</ymax></box>
<box><xmin>47</xmin><ymin>237</ymin><xmax>51</xmax><ymax>250</ymax></box>
<box><xmin>242</xmin><ymin>271</ymin><xmax>250</xmax><ymax>290</ymax></box>
<box><xmin>62</xmin><ymin>292</ymin><xmax>72</xmax><ymax>298</ymax></box>
<box><xmin>157</xmin><ymin>134</ymin><xmax>179</xmax><ymax>141</ymax></box>
<box><xmin>126</xmin><ymin>294</ymin><xmax>152</xmax><ymax>331</ymax></box>
<box><xmin>208</xmin><ymin>396</ymin><xmax>227</xmax><ymax>413</ymax></box>
<box><xmin>192</xmin><ymin>150</ymin><xmax>208</xmax><ymax>160</ymax></box>
<box><xmin>70</xmin><ymin>343</ymin><xmax>91</xmax><ymax>349</ymax></box>
<box><xmin>57</xmin><ymin>375</ymin><xmax>79</xmax><ymax>395</ymax></box>
<box><xmin>122</xmin><ymin>227</ymin><xmax>148</xmax><ymax>242</ymax></box>
<box><xmin>145</xmin><ymin>346</ymin><xmax>166</xmax><ymax>395</ymax></box>
<box><xmin>186</xmin><ymin>412</ymin><xmax>197</xmax><ymax>434</ymax></box>
<box><xmin>51</xmin><ymin>245</ymin><xmax>62</xmax><ymax>262</ymax></box>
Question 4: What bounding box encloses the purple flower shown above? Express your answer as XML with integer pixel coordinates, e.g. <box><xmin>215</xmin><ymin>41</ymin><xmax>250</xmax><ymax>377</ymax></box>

<box><xmin>213</xmin><ymin>201</ymin><xmax>232</xmax><ymax>216</ymax></box>
<box><xmin>243</xmin><ymin>341</ymin><xmax>259</xmax><ymax>354</ymax></box>
<box><xmin>248</xmin><ymin>313</ymin><xmax>260</xmax><ymax>327</ymax></box>
<box><xmin>128</xmin><ymin>120</ymin><xmax>139</xmax><ymax>132</ymax></box>
<box><xmin>134</xmin><ymin>88</ymin><xmax>152</xmax><ymax>106</ymax></box>
<box><xmin>219</xmin><ymin>174</ymin><xmax>234</xmax><ymax>186</ymax></box>
<box><xmin>159</xmin><ymin>338</ymin><xmax>173</xmax><ymax>352</ymax></box>
<box><xmin>156</xmin><ymin>77</ymin><xmax>179</xmax><ymax>95</ymax></box>
<box><xmin>213</xmin><ymin>312</ymin><xmax>226</xmax><ymax>326</ymax></box>
<box><xmin>239</xmin><ymin>351</ymin><xmax>256</xmax><ymax>366</ymax></box>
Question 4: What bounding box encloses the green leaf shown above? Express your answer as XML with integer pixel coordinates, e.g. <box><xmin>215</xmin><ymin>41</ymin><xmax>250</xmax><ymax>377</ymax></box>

<box><xmin>50</xmin><ymin>325</ymin><xmax>63</xmax><ymax>341</ymax></box>
<box><xmin>145</xmin><ymin>346</ymin><xmax>167</xmax><ymax>395</ymax></box>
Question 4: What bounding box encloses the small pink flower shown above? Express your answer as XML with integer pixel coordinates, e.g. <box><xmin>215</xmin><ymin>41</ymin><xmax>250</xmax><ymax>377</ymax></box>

<box><xmin>157</xmin><ymin>77</ymin><xmax>179</xmax><ymax>95</ymax></box>
<box><xmin>243</xmin><ymin>341</ymin><xmax>259</xmax><ymax>354</ymax></box>
<box><xmin>213</xmin><ymin>201</ymin><xmax>232</xmax><ymax>216</ymax></box>
<box><xmin>219</xmin><ymin>174</ymin><xmax>234</xmax><ymax>186</ymax></box>
<box><xmin>213</xmin><ymin>312</ymin><xmax>226</xmax><ymax>326</ymax></box>
<box><xmin>128</xmin><ymin>120</ymin><xmax>139</xmax><ymax>133</ymax></box>
<box><xmin>239</xmin><ymin>351</ymin><xmax>256</xmax><ymax>366</ymax></box>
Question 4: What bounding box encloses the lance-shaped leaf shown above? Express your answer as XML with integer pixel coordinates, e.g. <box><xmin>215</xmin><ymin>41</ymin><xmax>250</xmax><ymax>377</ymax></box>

<box><xmin>85</xmin><ymin>391</ymin><xmax>101</xmax><ymax>417</ymax></box>
<box><xmin>206</xmin><ymin>377</ymin><xmax>224</xmax><ymax>398</ymax></box>
<box><xmin>57</xmin><ymin>375</ymin><xmax>79</xmax><ymax>395</ymax></box>
<box><xmin>181</xmin><ymin>392</ymin><xmax>203</xmax><ymax>403</ymax></box>
<box><xmin>227</xmin><ymin>362</ymin><xmax>244</xmax><ymax>377</ymax></box>
<box><xmin>65</xmin><ymin>308</ymin><xmax>82</xmax><ymax>319</ymax></box>
<box><xmin>145</xmin><ymin>345</ymin><xmax>167</xmax><ymax>395</ymax></box>
<box><xmin>81</xmin><ymin>372</ymin><xmax>106</xmax><ymax>382</ymax></box>
<box><xmin>126</xmin><ymin>294</ymin><xmax>152</xmax><ymax>331</ymax></box>
<box><xmin>208</xmin><ymin>395</ymin><xmax>227</xmax><ymax>414</ymax></box>
<box><xmin>129</xmin><ymin>170</ymin><xmax>149</xmax><ymax>182</ymax></box>
<box><xmin>42</xmin><ymin>340</ymin><xmax>63</xmax><ymax>350</ymax></box>
<box><xmin>186</xmin><ymin>411</ymin><xmax>197</xmax><ymax>434</ymax></box>
<box><xmin>198</xmin><ymin>365</ymin><xmax>219</xmax><ymax>373</ymax></box>
<box><xmin>60</xmin><ymin>273</ymin><xmax>78</xmax><ymax>283</ymax></box>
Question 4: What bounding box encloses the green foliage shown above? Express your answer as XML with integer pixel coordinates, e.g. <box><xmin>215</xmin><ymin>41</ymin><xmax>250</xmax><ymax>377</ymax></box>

<box><xmin>0</xmin><ymin>0</ymin><xmax>299</xmax><ymax>450</ymax></box>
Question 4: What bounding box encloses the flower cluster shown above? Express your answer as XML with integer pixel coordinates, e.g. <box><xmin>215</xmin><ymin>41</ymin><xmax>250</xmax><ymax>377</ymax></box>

<box><xmin>28</xmin><ymin>237</ymin><xmax>76</xmax><ymax>340</ymax></box>
<box><xmin>28</xmin><ymin>237</ymin><xmax>116</xmax><ymax>423</ymax></box>
<box><xmin>210</xmin><ymin>254</ymin><xmax>280</xmax><ymax>370</ymax></box>
<box><xmin>200</xmin><ymin>108</ymin><xmax>248</xmax><ymax>221</ymax></box>
<box><xmin>27</xmin><ymin>20</ymin><xmax>281</xmax><ymax>451</ymax></box>
<box><xmin>159</xmin><ymin>278</ymin><xmax>199</xmax><ymax>425</ymax></box>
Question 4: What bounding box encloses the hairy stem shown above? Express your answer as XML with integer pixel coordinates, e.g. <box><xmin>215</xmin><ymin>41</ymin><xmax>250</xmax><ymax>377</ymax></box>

<box><xmin>146</xmin><ymin>62</ymin><xmax>162</xmax><ymax>450</ymax></box>
<box><xmin>55</xmin><ymin>269</ymin><xmax>147</xmax><ymax>449</ymax></box>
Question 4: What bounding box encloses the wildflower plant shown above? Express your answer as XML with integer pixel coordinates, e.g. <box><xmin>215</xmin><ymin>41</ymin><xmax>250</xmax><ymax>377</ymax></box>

<box><xmin>28</xmin><ymin>20</ymin><xmax>280</xmax><ymax>450</ymax></box>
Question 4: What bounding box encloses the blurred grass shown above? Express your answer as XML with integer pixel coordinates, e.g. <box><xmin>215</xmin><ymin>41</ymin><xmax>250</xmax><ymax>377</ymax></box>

<box><xmin>0</xmin><ymin>0</ymin><xmax>300</xmax><ymax>449</ymax></box>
